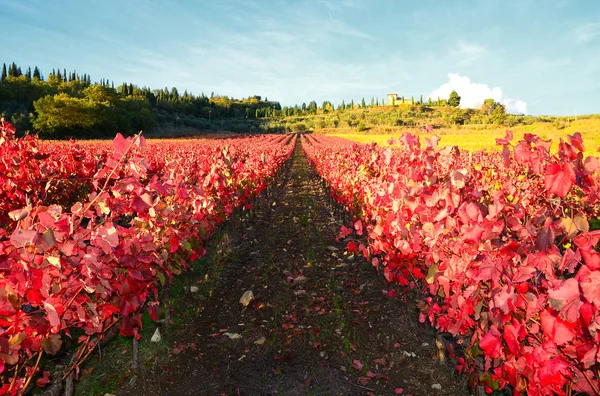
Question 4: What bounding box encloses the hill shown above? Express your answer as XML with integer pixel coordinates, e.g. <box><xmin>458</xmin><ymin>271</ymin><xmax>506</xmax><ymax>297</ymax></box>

<box><xmin>2</xmin><ymin>61</ymin><xmax>598</xmax><ymax>139</ymax></box>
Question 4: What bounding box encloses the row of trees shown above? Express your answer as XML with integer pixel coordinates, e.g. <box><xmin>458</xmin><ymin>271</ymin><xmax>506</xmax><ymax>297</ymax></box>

<box><xmin>282</xmin><ymin>95</ymin><xmax>456</xmax><ymax>117</ymax></box>
<box><xmin>280</xmin><ymin>90</ymin><xmax>508</xmax><ymax>126</ymax></box>
<box><xmin>0</xmin><ymin>62</ymin><xmax>282</xmax><ymax>137</ymax></box>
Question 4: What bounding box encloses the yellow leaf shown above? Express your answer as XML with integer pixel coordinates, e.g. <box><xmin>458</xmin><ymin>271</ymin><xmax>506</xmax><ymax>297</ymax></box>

<box><xmin>47</xmin><ymin>256</ymin><xmax>61</xmax><ymax>269</ymax></box>
<box><xmin>426</xmin><ymin>264</ymin><xmax>439</xmax><ymax>284</ymax></box>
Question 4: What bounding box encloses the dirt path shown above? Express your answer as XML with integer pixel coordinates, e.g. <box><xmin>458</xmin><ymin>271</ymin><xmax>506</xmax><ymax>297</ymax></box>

<box><xmin>127</xmin><ymin>141</ymin><xmax>469</xmax><ymax>396</ymax></box>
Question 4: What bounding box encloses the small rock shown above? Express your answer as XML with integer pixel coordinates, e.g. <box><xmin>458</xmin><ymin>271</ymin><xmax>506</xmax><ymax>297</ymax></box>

<box><xmin>346</xmin><ymin>254</ymin><xmax>355</xmax><ymax>262</ymax></box>
<box><xmin>223</xmin><ymin>332</ymin><xmax>242</xmax><ymax>340</ymax></box>
<box><xmin>254</xmin><ymin>337</ymin><xmax>266</xmax><ymax>345</ymax></box>
<box><xmin>239</xmin><ymin>290</ymin><xmax>254</xmax><ymax>307</ymax></box>
<box><xmin>327</xmin><ymin>246</ymin><xmax>339</xmax><ymax>251</ymax></box>
<box><xmin>431</xmin><ymin>383</ymin><xmax>442</xmax><ymax>390</ymax></box>
<box><xmin>187</xmin><ymin>286</ymin><xmax>199</xmax><ymax>293</ymax></box>
<box><xmin>422</xmin><ymin>342</ymin><xmax>430</xmax><ymax>347</ymax></box>
<box><xmin>150</xmin><ymin>328</ymin><xmax>161</xmax><ymax>343</ymax></box>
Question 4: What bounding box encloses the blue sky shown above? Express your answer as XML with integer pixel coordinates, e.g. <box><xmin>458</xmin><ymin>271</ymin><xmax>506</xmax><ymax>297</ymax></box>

<box><xmin>2</xmin><ymin>0</ymin><xmax>599</xmax><ymax>115</ymax></box>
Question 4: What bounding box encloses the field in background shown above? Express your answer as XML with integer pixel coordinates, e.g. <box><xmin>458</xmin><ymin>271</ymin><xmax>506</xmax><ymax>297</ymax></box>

<box><xmin>326</xmin><ymin>118</ymin><xmax>600</xmax><ymax>157</ymax></box>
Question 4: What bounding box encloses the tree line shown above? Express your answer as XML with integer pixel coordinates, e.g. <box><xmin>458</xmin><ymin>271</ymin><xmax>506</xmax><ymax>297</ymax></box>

<box><xmin>1</xmin><ymin>60</ymin><xmax>514</xmax><ymax>137</ymax></box>
<box><xmin>0</xmin><ymin>62</ymin><xmax>282</xmax><ymax>137</ymax></box>
<box><xmin>288</xmin><ymin>90</ymin><xmax>509</xmax><ymax>126</ymax></box>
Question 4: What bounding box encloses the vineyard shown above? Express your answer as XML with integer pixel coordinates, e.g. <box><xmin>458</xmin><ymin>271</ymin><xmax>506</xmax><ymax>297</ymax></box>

<box><xmin>1</xmin><ymin>117</ymin><xmax>600</xmax><ymax>395</ymax></box>
<box><xmin>0</xmin><ymin>119</ymin><xmax>295</xmax><ymax>395</ymax></box>
<box><xmin>302</xmin><ymin>132</ymin><xmax>600</xmax><ymax>395</ymax></box>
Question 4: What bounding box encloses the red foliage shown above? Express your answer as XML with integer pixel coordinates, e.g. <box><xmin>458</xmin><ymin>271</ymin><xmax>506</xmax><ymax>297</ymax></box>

<box><xmin>0</xmin><ymin>120</ymin><xmax>295</xmax><ymax>393</ymax></box>
<box><xmin>302</xmin><ymin>132</ymin><xmax>600</xmax><ymax>395</ymax></box>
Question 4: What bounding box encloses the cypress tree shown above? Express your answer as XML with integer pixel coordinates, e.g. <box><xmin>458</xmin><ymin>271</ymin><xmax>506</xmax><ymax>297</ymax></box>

<box><xmin>129</xmin><ymin>83</ymin><xmax>134</xmax><ymax>95</ymax></box>
<box><xmin>33</xmin><ymin>66</ymin><xmax>41</xmax><ymax>80</ymax></box>
<box><xmin>63</xmin><ymin>68</ymin><xmax>67</xmax><ymax>82</ymax></box>
<box><xmin>371</xmin><ymin>97</ymin><xmax>375</xmax><ymax>107</ymax></box>
<box><xmin>1</xmin><ymin>64</ymin><xmax>7</xmax><ymax>81</ymax></box>
<box><xmin>16</xmin><ymin>66</ymin><xmax>22</xmax><ymax>77</ymax></box>
<box><xmin>26</xmin><ymin>67</ymin><xmax>32</xmax><ymax>81</ymax></box>
<box><xmin>361</xmin><ymin>97</ymin><xmax>366</xmax><ymax>108</ymax></box>
<box><xmin>57</xmin><ymin>69</ymin><xmax>62</xmax><ymax>81</ymax></box>
<box><xmin>9</xmin><ymin>62</ymin><xmax>18</xmax><ymax>77</ymax></box>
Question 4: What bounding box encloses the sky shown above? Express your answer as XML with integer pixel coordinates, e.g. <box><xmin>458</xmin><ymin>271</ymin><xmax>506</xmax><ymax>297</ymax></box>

<box><xmin>2</xmin><ymin>0</ymin><xmax>600</xmax><ymax>115</ymax></box>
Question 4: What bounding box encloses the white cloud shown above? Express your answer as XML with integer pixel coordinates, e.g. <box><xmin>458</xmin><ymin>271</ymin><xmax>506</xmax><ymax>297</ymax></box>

<box><xmin>429</xmin><ymin>73</ymin><xmax>527</xmax><ymax>114</ymax></box>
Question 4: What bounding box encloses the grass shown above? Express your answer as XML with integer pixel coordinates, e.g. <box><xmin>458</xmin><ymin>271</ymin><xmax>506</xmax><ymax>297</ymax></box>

<box><xmin>324</xmin><ymin>118</ymin><xmax>600</xmax><ymax>157</ymax></box>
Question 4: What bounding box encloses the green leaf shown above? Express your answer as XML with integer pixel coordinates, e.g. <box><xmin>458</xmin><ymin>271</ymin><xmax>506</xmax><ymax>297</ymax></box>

<box><xmin>156</xmin><ymin>272</ymin><xmax>166</xmax><ymax>286</ymax></box>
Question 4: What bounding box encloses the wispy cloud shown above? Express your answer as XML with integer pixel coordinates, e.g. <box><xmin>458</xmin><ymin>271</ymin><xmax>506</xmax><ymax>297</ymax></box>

<box><xmin>572</xmin><ymin>23</ymin><xmax>600</xmax><ymax>43</ymax></box>
<box><xmin>452</xmin><ymin>40</ymin><xmax>487</xmax><ymax>65</ymax></box>
<box><xmin>317</xmin><ymin>0</ymin><xmax>365</xmax><ymax>11</ymax></box>
<box><xmin>4</xmin><ymin>0</ymin><xmax>36</xmax><ymax>15</ymax></box>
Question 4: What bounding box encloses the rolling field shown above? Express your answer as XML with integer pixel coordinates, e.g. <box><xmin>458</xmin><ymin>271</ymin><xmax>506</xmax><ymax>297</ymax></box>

<box><xmin>329</xmin><ymin>119</ymin><xmax>600</xmax><ymax>157</ymax></box>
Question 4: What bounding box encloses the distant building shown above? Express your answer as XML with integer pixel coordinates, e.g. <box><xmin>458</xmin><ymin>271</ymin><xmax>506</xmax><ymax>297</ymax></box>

<box><xmin>386</xmin><ymin>93</ymin><xmax>412</xmax><ymax>106</ymax></box>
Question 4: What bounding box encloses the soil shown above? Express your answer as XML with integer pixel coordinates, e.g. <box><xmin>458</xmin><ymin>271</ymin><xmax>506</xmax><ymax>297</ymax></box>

<box><xmin>123</xmin><ymin>141</ymin><xmax>471</xmax><ymax>396</ymax></box>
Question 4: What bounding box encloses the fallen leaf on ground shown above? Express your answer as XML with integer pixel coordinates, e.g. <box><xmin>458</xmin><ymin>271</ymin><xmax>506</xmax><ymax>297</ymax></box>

<box><xmin>239</xmin><ymin>290</ymin><xmax>254</xmax><ymax>307</ymax></box>
<box><xmin>171</xmin><ymin>343</ymin><xmax>185</xmax><ymax>355</ymax></box>
<box><xmin>223</xmin><ymin>332</ymin><xmax>242</xmax><ymax>340</ymax></box>
<box><xmin>352</xmin><ymin>359</ymin><xmax>364</xmax><ymax>371</ymax></box>
<box><xmin>150</xmin><ymin>328</ymin><xmax>162</xmax><ymax>343</ymax></box>
<box><xmin>292</xmin><ymin>276</ymin><xmax>308</xmax><ymax>285</ymax></box>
